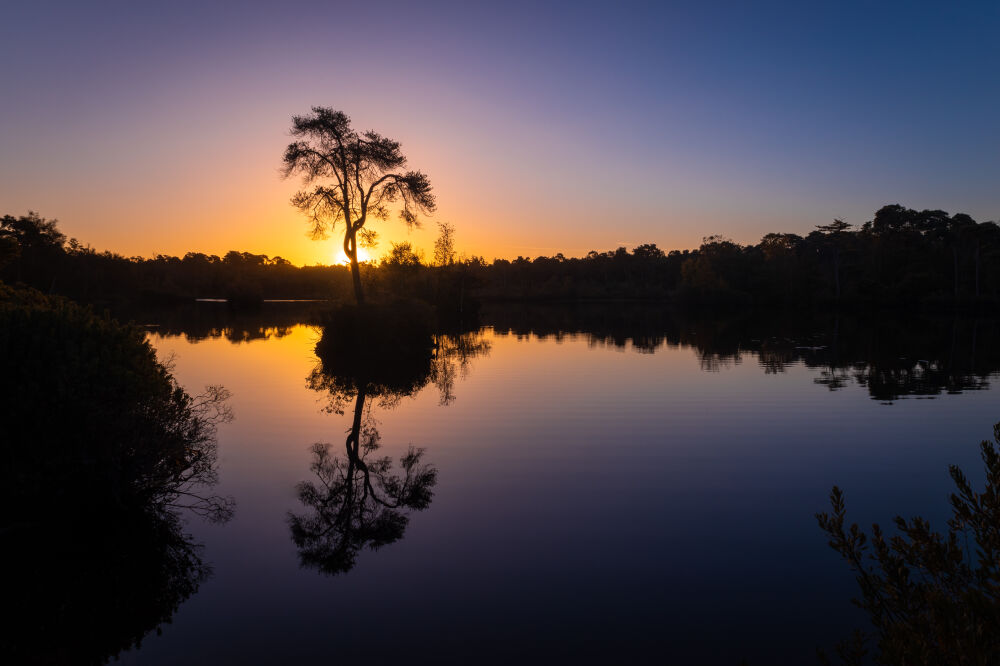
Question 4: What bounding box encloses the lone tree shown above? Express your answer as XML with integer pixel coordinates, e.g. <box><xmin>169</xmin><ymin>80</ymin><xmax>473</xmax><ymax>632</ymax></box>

<box><xmin>433</xmin><ymin>221</ymin><xmax>456</xmax><ymax>267</ymax></box>
<box><xmin>282</xmin><ymin>107</ymin><xmax>435</xmax><ymax>304</ymax></box>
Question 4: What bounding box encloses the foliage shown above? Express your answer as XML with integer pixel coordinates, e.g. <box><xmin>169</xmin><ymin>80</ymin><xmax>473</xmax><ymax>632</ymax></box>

<box><xmin>0</xmin><ymin>283</ymin><xmax>233</xmax><ymax>519</ymax></box>
<box><xmin>1</xmin><ymin>210</ymin><xmax>65</xmax><ymax>249</ymax></box>
<box><xmin>475</xmin><ymin>205</ymin><xmax>1000</xmax><ymax>305</ymax></box>
<box><xmin>6</xmin><ymin>203</ymin><xmax>1000</xmax><ymax>313</ymax></box>
<box><xmin>382</xmin><ymin>240</ymin><xmax>424</xmax><ymax>267</ymax></box>
<box><xmin>281</xmin><ymin>107</ymin><xmax>435</xmax><ymax>304</ymax></box>
<box><xmin>433</xmin><ymin>221</ymin><xmax>456</xmax><ymax>267</ymax></box>
<box><xmin>0</xmin><ymin>283</ymin><xmax>233</xmax><ymax>662</ymax></box>
<box><xmin>0</xmin><ymin>212</ymin><xmax>355</xmax><ymax>307</ymax></box>
<box><xmin>817</xmin><ymin>424</ymin><xmax>1000</xmax><ymax>664</ymax></box>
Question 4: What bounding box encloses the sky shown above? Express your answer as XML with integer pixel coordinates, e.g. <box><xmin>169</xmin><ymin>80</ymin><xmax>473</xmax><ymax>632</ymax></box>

<box><xmin>2</xmin><ymin>0</ymin><xmax>999</xmax><ymax>265</ymax></box>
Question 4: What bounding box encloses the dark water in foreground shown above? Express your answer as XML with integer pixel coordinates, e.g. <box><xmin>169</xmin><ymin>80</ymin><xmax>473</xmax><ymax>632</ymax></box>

<box><xmin>114</xmin><ymin>305</ymin><xmax>999</xmax><ymax>664</ymax></box>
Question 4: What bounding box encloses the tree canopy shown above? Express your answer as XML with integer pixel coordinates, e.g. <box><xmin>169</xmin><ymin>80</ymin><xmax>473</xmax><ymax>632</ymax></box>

<box><xmin>282</xmin><ymin>107</ymin><xmax>435</xmax><ymax>304</ymax></box>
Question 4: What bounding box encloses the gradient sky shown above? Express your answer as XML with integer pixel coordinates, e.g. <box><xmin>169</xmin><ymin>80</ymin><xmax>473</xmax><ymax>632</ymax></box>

<box><xmin>2</xmin><ymin>1</ymin><xmax>999</xmax><ymax>265</ymax></box>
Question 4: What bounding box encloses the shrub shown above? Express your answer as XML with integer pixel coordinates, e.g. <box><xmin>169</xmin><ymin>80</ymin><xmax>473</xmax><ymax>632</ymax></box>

<box><xmin>817</xmin><ymin>424</ymin><xmax>1000</xmax><ymax>665</ymax></box>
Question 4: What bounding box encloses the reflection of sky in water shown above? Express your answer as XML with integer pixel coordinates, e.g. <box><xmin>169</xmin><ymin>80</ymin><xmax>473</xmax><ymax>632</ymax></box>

<box><xmin>128</xmin><ymin>325</ymin><xmax>999</xmax><ymax>664</ymax></box>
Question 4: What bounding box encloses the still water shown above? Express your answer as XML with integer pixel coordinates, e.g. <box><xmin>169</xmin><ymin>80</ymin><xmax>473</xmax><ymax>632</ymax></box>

<box><xmin>122</xmin><ymin>306</ymin><xmax>999</xmax><ymax>664</ymax></box>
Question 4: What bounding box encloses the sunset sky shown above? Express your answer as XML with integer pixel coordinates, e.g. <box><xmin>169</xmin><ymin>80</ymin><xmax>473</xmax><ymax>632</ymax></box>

<box><xmin>3</xmin><ymin>1</ymin><xmax>999</xmax><ymax>266</ymax></box>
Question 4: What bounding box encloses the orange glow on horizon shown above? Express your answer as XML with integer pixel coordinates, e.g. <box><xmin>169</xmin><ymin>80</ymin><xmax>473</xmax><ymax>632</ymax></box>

<box><xmin>333</xmin><ymin>247</ymin><xmax>373</xmax><ymax>265</ymax></box>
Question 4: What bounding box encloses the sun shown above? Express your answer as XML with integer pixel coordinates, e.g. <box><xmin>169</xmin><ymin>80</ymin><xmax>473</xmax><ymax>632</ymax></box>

<box><xmin>334</xmin><ymin>247</ymin><xmax>372</xmax><ymax>265</ymax></box>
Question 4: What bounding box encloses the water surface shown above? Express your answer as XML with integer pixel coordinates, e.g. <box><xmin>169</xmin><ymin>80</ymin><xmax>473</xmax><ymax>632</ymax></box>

<box><xmin>120</xmin><ymin>306</ymin><xmax>1000</xmax><ymax>664</ymax></box>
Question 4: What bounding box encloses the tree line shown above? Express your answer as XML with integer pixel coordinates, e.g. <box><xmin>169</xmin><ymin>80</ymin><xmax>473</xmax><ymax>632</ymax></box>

<box><xmin>474</xmin><ymin>205</ymin><xmax>1000</xmax><ymax>306</ymax></box>
<box><xmin>0</xmin><ymin>211</ymin><xmax>356</xmax><ymax>306</ymax></box>
<box><xmin>4</xmin><ymin>203</ymin><xmax>1000</xmax><ymax>313</ymax></box>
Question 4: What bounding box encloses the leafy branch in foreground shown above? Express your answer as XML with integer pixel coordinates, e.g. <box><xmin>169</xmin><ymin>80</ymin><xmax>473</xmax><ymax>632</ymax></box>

<box><xmin>817</xmin><ymin>424</ymin><xmax>1000</xmax><ymax>665</ymax></box>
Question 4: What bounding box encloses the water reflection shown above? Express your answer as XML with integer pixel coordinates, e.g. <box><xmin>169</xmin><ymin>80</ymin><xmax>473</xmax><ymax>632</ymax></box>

<box><xmin>486</xmin><ymin>305</ymin><xmax>1000</xmax><ymax>403</ymax></box>
<box><xmin>141</xmin><ymin>302</ymin><xmax>1000</xmax><ymax>404</ymax></box>
<box><xmin>6</xmin><ymin>498</ymin><xmax>212</xmax><ymax>664</ymax></box>
<box><xmin>431</xmin><ymin>331</ymin><xmax>492</xmax><ymax>406</ymax></box>
<box><xmin>290</xmin><ymin>329</ymin><xmax>490</xmax><ymax>575</ymax></box>
<box><xmin>288</xmin><ymin>386</ymin><xmax>437</xmax><ymax>575</ymax></box>
<box><xmin>136</xmin><ymin>300</ymin><xmax>328</xmax><ymax>343</ymax></box>
<box><xmin>128</xmin><ymin>305</ymin><xmax>1000</xmax><ymax>663</ymax></box>
<box><xmin>3</xmin><ymin>391</ymin><xmax>234</xmax><ymax>664</ymax></box>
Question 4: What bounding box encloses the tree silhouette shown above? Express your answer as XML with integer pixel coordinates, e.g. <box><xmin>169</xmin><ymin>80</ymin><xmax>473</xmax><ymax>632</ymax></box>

<box><xmin>817</xmin><ymin>423</ymin><xmax>1000</xmax><ymax>664</ymax></box>
<box><xmin>433</xmin><ymin>221</ymin><xmax>456</xmax><ymax>267</ymax></box>
<box><xmin>281</xmin><ymin>107</ymin><xmax>436</xmax><ymax>304</ymax></box>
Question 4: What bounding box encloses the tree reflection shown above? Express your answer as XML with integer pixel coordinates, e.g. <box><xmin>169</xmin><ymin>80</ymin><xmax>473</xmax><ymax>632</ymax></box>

<box><xmin>289</xmin><ymin>328</ymin><xmax>489</xmax><ymax>575</ymax></box>
<box><xmin>306</xmin><ymin>329</ymin><xmax>492</xmax><ymax>414</ymax></box>
<box><xmin>130</xmin><ymin>300</ymin><xmax>328</xmax><ymax>343</ymax></box>
<box><xmin>431</xmin><ymin>331</ymin><xmax>492</xmax><ymax>406</ymax></box>
<box><xmin>289</xmin><ymin>386</ymin><xmax>436</xmax><ymax>575</ymax></box>
<box><xmin>6</xmin><ymin>499</ymin><xmax>213</xmax><ymax>664</ymax></box>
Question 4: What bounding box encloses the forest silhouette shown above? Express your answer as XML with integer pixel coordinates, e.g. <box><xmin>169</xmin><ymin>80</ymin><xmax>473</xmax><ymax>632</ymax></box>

<box><xmin>4</xmin><ymin>204</ymin><xmax>1000</xmax><ymax>318</ymax></box>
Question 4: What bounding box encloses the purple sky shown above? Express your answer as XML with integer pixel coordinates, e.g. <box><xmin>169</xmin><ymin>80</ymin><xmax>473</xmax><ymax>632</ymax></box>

<box><xmin>2</xmin><ymin>1</ymin><xmax>998</xmax><ymax>264</ymax></box>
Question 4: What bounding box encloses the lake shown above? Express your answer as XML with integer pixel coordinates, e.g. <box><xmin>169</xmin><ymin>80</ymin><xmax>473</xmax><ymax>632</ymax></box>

<box><xmin>119</xmin><ymin>304</ymin><xmax>1000</xmax><ymax>664</ymax></box>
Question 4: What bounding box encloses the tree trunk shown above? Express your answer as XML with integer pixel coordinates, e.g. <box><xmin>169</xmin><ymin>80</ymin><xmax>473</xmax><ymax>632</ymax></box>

<box><xmin>350</xmin><ymin>258</ymin><xmax>365</xmax><ymax>305</ymax></box>
<box><xmin>345</xmin><ymin>227</ymin><xmax>365</xmax><ymax>305</ymax></box>
<box><xmin>975</xmin><ymin>243</ymin><xmax>980</xmax><ymax>298</ymax></box>
<box><xmin>953</xmin><ymin>245</ymin><xmax>959</xmax><ymax>298</ymax></box>
<box><xmin>833</xmin><ymin>250</ymin><xmax>841</xmax><ymax>299</ymax></box>
<box><xmin>342</xmin><ymin>196</ymin><xmax>365</xmax><ymax>305</ymax></box>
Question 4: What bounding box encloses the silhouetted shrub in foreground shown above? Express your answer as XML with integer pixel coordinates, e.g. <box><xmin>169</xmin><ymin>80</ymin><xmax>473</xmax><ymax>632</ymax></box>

<box><xmin>817</xmin><ymin>424</ymin><xmax>1000</xmax><ymax>665</ymax></box>
<box><xmin>0</xmin><ymin>282</ymin><xmax>233</xmax><ymax>663</ymax></box>
<box><xmin>0</xmin><ymin>283</ymin><xmax>232</xmax><ymax>517</ymax></box>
